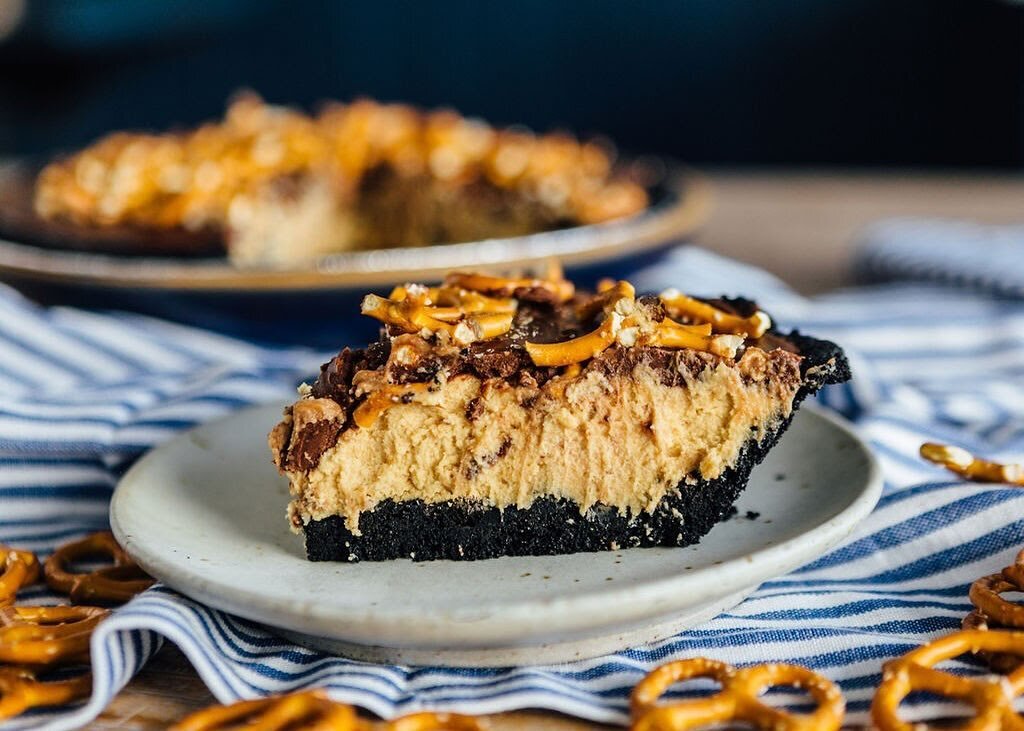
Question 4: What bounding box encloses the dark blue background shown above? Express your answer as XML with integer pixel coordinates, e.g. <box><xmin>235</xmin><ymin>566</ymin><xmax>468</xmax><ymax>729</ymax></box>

<box><xmin>1</xmin><ymin>0</ymin><xmax>1021</xmax><ymax>166</ymax></box>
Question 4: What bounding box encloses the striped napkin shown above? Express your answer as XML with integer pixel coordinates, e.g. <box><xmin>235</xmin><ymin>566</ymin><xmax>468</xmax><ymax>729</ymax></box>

<box><xmin>2</xmin><ymin>244</ymin><xmax>1024</xmax><ymax>730</ymax></box>
<box><xmin>856</xmin><ymin>217</ymin><xmax>1024</xmax><ymax>298</ymax></box>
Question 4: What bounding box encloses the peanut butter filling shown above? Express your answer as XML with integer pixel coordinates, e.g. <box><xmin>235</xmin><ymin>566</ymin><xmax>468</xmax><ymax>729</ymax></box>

<box><xmin>274</xmin><ymin>346</ymin><xmax>802</xmax><ymax>533</ymax></box>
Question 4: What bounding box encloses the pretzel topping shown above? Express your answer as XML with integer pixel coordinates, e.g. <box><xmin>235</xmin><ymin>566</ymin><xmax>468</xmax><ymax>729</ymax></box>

<box><xmin>0</xmin><ymin>666</ymin><xmax>92</xmax><ymax>722</ymax></box>
<box><xmin>169</xmin><ymin>689</ymin><xmax>363</xmax><ymax>730</ymax></box>
<box><xmin>352</xmin><ymin>382</ymin><xmax>433</xmax><ymax>429</ymax></box>
<box><xmin>526</xmin><ymin>281</ymin><xmax>744</xmax><ymax>367</ymax></box>
<box><xmin>0</xmin><ymin>545</ymin><xmax>40</xmax><ymax>607</ymax></box>
<box><xmin>386</xmin><ymin>711</ymin><xmax>485</xmax><ymax>730</ymax></box>
<box><xmin>660</xmin><ymin>289</ymin><xmax>772</xmax><ymax>338</ymax></box>
<box><xmin>0</xmin><ymin>605</ymin><xmax>109</xmax><ymax>666</ymax></box>
<box><xmin>630</xmin><ymin>658</ymin><xmax>844</xmax><ymax>731</ymax></box>
<box><xmin>362</xmin><ymin>292</ymin><xmax>515</xmax><ymax>346</ymax></box>
<box><xmin>920</xmin><ymin>442</ymin><xmax>1024</xmax><ymax>485</ymax></box>
<box><xmin>45</xmin><ymin>531</ymin><xmax>154</xmax><ymax>604</ymax></box>
<box><xmin>870</xmin><ymin>629</ymin><xmax>1024</xmax><ymax>731</ymax></box>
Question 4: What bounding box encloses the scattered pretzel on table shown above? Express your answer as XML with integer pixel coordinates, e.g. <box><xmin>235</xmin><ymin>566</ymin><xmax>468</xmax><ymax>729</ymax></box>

<box><xmin>871</xmin><ymin>628</ymin><xmax>1024</xmax><ymax>731</ymax></box>
<box><xmin>0</xmin><ymin>605</ymin><xmax>109</xmax><ymax>666</ymax></box>
<box><xmin>629</xmin><ymin>657</ymin><xmax>845</xmax><ymax>731</ymax></box>
<box><xmin>960</xmin><ymin>548</ymin><xmax>1024</xmax><ymax>672</ymax></box>
<box><xmin>0</xmin><ymin>544</ymin><xmax>40</xmax><ymax>607</ymax></box>
<box><xmin>0</xmin><ymin>666</ymin><xmax>92</xmax><ymax>722</ymax></box>
<box><xmin>44</xmin><ymin>531</ymin><xmax>154</xmax><ymax>604</ymax></box>
<box><xmin>920</xmin><ymin>442</ymin><xmax>1024</xmax><ymax>485</ymax></box>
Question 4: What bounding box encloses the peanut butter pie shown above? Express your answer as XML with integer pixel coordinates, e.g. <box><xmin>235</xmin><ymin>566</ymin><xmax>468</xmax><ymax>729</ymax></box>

<box><xmin>269</xmin><ymin>266</ymin><xmax>850</xmax><ymax>562</ymax></box>
<box><xmin>32</xmin><ymin>94</ymin><xmax>647</xmax><ymax>265</ymax></box>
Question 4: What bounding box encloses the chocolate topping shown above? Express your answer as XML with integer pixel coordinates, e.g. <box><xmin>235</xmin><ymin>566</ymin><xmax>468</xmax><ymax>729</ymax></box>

<box><xmin>285</xmin><ymin>418</ymin><xmax>345</xmax><ymax>472</ymax></box>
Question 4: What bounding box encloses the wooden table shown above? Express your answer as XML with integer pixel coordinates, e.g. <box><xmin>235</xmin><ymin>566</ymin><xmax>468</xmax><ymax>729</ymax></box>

<box><xmin>95</xmin><ymin>170</ymin><xmax>1024</xmax><ymax>729</ymax></box>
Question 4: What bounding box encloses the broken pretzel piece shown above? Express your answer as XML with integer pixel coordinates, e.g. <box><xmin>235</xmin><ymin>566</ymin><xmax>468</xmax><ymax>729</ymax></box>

<box><xmin>660</xmin><ymin>289</ymin><xmax>771</xmax><ymax>338</ymax></box>
<box><xmin>919</xmin><ymin>443</ymin><xmax>1024</xmax><ymax>485</ymax></box>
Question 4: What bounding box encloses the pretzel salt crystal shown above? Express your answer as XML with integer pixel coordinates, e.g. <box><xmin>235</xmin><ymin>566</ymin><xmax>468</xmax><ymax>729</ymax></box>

<box><xmin>919</xmin><ymin>443</ymin><xmax>1024</xmax><ymax>485</ymax></box>
<box><xmin>870</xmin><ymin>629</ymin><xmax>1024</xmax><ymax>731</ymax></box>
<box><xmin>0</xmin><ymin>545</ymin><xmax>40</xmax><ymax>607</ymax></box>
<box><xmin>630</xmin><ymin>658</ymin><xmax>844</xmax><ymax>731</ymax></box>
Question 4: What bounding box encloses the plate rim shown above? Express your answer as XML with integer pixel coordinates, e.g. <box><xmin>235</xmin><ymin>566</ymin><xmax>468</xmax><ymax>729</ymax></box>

<box><xmin>111</xmin><ymin>403</ymin><xmax>882</xmax><ymax>645</ymax></box>
<box><xmin>0</xmin><ymin>163</ymin><xmax>710</xmax><ymax>292</ymax></box>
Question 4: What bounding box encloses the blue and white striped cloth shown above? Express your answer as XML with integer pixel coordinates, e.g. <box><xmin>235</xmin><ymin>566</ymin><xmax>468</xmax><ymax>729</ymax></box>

<box><xmin>3</xmin><ymin>233</ymin><xmax>1024</xmax><ymax>729</ymax></box>
<box><xmin>856</xmin><ymin>217</ymin><xmax>1024</xmax><ymax>298</ymax></box>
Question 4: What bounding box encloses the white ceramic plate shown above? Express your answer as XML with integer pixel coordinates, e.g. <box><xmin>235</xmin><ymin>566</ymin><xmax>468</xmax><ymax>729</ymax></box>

<box><xmin>111</xmin><ymin>403</ymin><xmax>881</xmax><ymax>666</ymax></box>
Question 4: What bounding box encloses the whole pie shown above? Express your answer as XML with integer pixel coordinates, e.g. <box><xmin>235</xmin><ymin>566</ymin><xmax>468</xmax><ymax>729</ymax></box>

<box><xmin>269</xmin><ymin>265</ymin><xmax>850</xmax><ymax>562</ymax></box>
<box><xmin>31</xmin><ymin>94</ymin><xmax>648</xmax><ymax>265</ymax></box>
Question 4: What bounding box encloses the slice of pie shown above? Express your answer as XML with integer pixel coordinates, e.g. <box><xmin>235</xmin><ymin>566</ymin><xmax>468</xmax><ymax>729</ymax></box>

<box><xmin>269</xmin><ymin>266</ymin><xmax>850</xmax><ymax>562</ymax></box>
<box><xmin>31</xmin><ymin>95</ymin><xmax>647</xmax><ymax>265</ymax></box>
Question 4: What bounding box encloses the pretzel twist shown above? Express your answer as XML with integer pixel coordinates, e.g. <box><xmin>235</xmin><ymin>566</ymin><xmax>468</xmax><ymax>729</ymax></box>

<box><xmin>45</xmin><ymin>531</ymin><xmax>154</xmax><ymax>605</ymax></box>
<box><xmin>919</xmin><ymin>443</ymin><xmax>1024</xmax><ymax>485</ymax></box>
<box><xmin>526</xmin><ymin>282</ymin><xmax>743</xmax><ymax>367</ymax></box>
<box><xmin>0</xmin><ymin>605</ymin><xmax>109</xmax><ymax>666</ymax></box>
<box><xmin>630</xmin><ymin>658</ymin><xmax>844</xmax><ymax>731</ymax></box>
<box><xmin>971</xmin><ymin>573</ymin><xmax>1024</xmax><ymax>629</ymax></box>
<box><xmin>962</xmin><ymin>611</ymin><xmax>1024</xmax><ymax>673</ymax></box>
<box><xmin>385</xmin><ymin>711</ymin><xmax>485</xmax><ymax>730</ymax></box>
<box><xmin>0</xmin><ymin>666</ymin><xmax>92</xmax><ymax>721</ymax></box>
<box><xmin>169</xmin><ymin>689</ymin><xmax>363</xmax><ymax>730</ymax></box>
<box><xmin>0</xmin><ymin>545</ymin><xmax>40</xmax><ymax>607</ymax></box>
<box><xmin>959</xmin><ymin>549</ymin><xmax>1024</xmax><ymax>672</ymax></box>
<box><xmin>362</xmin><ymin>291</ymin><xmax>515</xmax><ymax>346</ymax></box>
<box><xmin>870</xmin><ymin>629</ymin><xmax>1024</xmax><ymax>731</ymax></box>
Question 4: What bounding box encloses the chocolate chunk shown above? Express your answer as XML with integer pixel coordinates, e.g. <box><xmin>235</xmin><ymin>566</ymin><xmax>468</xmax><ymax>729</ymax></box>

<box><xmin>286</xmin><ymin>419</ymin><xmax>344</xmax><ymax>471</ymax></box>
<box><xmin>311</xmin><ymin>349</ymin><xmax>359</xmax><ymax>403</ymax></box>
